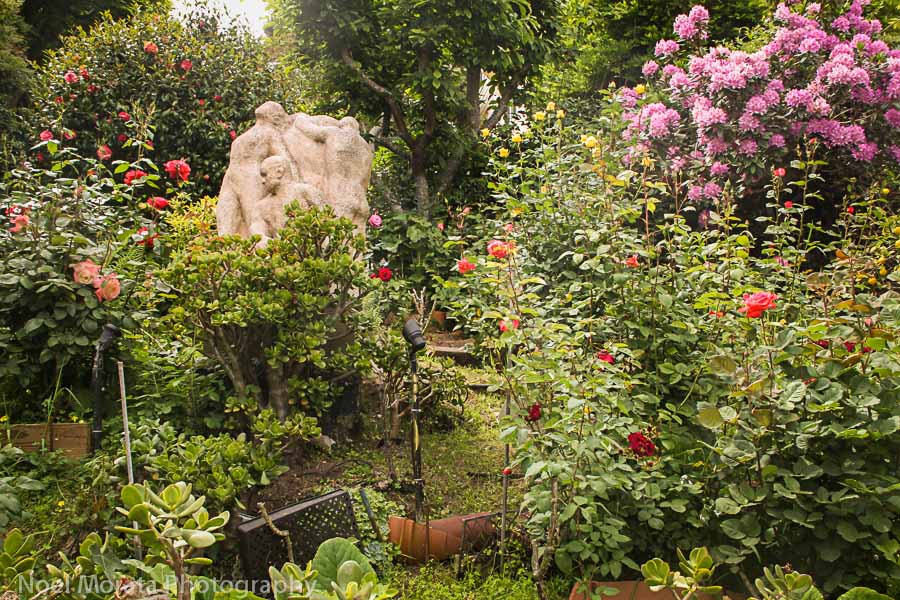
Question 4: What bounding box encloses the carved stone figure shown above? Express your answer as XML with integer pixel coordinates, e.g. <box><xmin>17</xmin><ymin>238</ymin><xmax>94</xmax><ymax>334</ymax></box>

<box><xmin>216</xmin><ymin>102</ymin><xmax>372</xmax><ymax>239</ymax></box>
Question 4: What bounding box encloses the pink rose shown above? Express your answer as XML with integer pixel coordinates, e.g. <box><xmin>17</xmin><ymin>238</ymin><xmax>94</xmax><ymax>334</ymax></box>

<box><xmin>96</xmin><ymin>145</ymin><xmax>112</xmax><ymax>160</ymax></box>
<box><xmin>457</xmin><ymin>258</ymin><xmax>475</xmax><ymax>274</ymax></box>
<box><xmin>93</xmin><ymin>273</ymin><xmax>121</xmax><ymax>302</ymax></box>
<box><xmin>71</xmin><ymin>260</ymin><xmax>101</xmax><ymax>285</ymax></box>
<box><xmin>9</xmin><ymin>214</ymin><xmax>29</xmax><ymax>233</ymax></box>
<box><xmin>63</xmin><ymin>71</ymin><xmax>79</xmax><ymax>84</ymax></box>
<box><xmin>738</xmin><ymin>291</ymin><xmax>778</xmax><ymax>318</ymax></box>
<box><xmin>487</xmin><ymin>239</ymin><xmax>511</xmax><ymax>259</ymax></box>
<box><xmin>39</xmin><ymin>130</ymin><xmax>53</xmax><ymax>141</ymax></box>
<box><xmin>164</xmin><ymin>159</ymin><xmax>191</xmax><ymax>182</ymax></box>
<box><xmin>368</xmin><ymin>213</ymin><xmax>382</xmax><ymax>228</ymax></box>
<box><xmin>180</xmin><ymin>59</ymin><xmax>193</xmax><ymax>71</ymax></box>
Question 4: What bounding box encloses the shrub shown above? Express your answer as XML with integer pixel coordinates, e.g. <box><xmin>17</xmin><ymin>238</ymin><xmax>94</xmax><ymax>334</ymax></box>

<box><xmin>26</xmin><ymin>5</ymin><xmax>304</xmax><ymax>198</ymax></box>
<box><xmin>617</xmin><ymin>1</ymin><xmax>900</xmax><ymax>225</ymax></box>
<box><xmin>440</xmin><ymin>107</ymin><xmax>900</xmax><ymax>594</ymax></box>
<box><xmin>157</xmin><ymin>204</ymin><xmax>371</xmax><ymax>419</ymax></box>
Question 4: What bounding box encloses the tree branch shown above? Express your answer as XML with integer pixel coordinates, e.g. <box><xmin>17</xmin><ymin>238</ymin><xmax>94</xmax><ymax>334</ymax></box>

<box><xmin>483</xmin><ymin>65</ymin><xmax>530</xmax><ymax>130</ymax></box>
<box><xmin>373</xmin><ymin>135</ymin><xmax>410</xmax><ymax>161</ymax></box>
<box><xmin>340</xmin><ymin>48</ymin><xmax>412</xmax><ymax>145</ymax></box>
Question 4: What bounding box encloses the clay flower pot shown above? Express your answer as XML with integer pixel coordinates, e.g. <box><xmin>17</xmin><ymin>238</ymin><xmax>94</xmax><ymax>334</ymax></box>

<box><xmin>387</xmin><ymin>512</ymin><xmax>496</xmax><ymax>563</ymax></box>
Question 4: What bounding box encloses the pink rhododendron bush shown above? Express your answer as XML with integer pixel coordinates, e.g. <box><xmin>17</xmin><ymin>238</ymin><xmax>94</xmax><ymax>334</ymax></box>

<box><xmin>619</xmin><ymin>0</ymin><xmax>899</xmax><ymax>222</ymax></box>
<box><xmin>438</xmin><ymin>81</ymin><xmax>900</xmax><ymax>594</ymax></box>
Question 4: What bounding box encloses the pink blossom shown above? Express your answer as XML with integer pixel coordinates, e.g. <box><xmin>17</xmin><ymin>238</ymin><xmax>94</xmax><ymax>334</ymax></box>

<box><xmin>642</xmin><ymin>61</ymin><xmax>660</xmax><ymax>77</ymax></box>
<box><xmin>655</xmin><ymin>40</ymin><xmax>680</xmax><ymax>57</ymax></box>
<box><xmin>769</xmin><ymin>134</ymin><xmax>787</xmax><ymax>148</ymax></box>
<box><xmin>39</xmin><ymin>130</ymin><xmax>53</xmax><ymax>141</ymax></box>
<box><xmin>71</xmin><ymin>260</ymin><xmax>101</xmax><ymax>285</ymax></box>
<box><xmin>885</xmin><ymin>108</ymin><xmax>900</xmax><ymax>128</ymax></box>
<box><xmin>368</xmin><ymin>213</ymin><xmax>382</xmax><ymax>228</ymax></box>
<box><xmin>709</xmin><ymin>161</ymin><xmax>729</xmax><ymax>176</ymax></box>
<box><xmin>94</xmin><ymin>273</ymin><xmax>121</xmax><ymax>302</ymax></box>
<box><xmin>63</xmin><ymin>71</ymin><xmax>79</xmax><ymax>84</ymax></box>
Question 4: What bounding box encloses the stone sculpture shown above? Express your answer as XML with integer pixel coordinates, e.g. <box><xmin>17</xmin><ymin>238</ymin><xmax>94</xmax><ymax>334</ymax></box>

<box><xmin>216</xmin><ymin>102</ymin><xmax>373</xmax><ymax>239</ymax></box>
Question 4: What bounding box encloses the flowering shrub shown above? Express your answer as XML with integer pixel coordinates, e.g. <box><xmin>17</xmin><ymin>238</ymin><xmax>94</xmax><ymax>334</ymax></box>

<box><xmin>620</xmin><ymin>1</ymin><xmax>900</xmax><ymax>222</ymax></box>
<box><xmin>25</xmin><ymin>6</ymin><xmax>303</xmax><ymax>197</ymax></box>
<box><xmin>440</xmin><ymin>107</ymin><xmax>900</xmax><ymax>594</ymax></box>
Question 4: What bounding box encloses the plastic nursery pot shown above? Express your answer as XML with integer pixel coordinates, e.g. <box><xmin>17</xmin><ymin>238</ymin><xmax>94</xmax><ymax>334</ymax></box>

<box><xmin>569</xmin><ymin>581</ymin><xmax>747</xmax><ymax>600</ymax></box>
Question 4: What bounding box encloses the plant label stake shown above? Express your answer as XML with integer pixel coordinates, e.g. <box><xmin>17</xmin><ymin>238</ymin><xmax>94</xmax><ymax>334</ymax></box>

<box><xmin>403</xmin><ymin>319</ymin><xmax>429</xmax><ymax>559</ymax></box>
<box><xmin>117</xmin><ymin>360</ymin><xmax>141</xmax><ymax>560</ymax></box>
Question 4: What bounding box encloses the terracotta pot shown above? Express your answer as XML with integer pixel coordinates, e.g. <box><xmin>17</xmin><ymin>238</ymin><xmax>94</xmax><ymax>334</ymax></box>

<box><xmin>388</xmin><ymin>516</ymin><xmax>460</xmax><ymax>563</ymax></box>
<box><xmin>569</xmin><ymin>581</ymin><xmax>746</xmax><ymax>600</ymax></box>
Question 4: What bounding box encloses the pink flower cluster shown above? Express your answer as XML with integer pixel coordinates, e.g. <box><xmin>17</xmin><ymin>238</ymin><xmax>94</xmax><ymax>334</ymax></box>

<box><xmin>624</xmin><ymin>1</ymin><xmax>900</xmax><ymax>205</ymax></box>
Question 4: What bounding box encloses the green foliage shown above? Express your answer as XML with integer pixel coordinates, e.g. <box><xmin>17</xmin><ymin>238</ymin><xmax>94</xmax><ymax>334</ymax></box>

<box><xmin>115</xmin><ymin>481</ymin><xmax>228</xmax><ymax>600</ymax></box>
<box><xmin>441</xmin><ymin>110</ymin><xmax>900</xmax><ymax>593</ymax></box>
<box><xmin>0</xmin><ymin>144</ymin><xmax>159</xmax><ymax>416</ymax></box>
<box><xmin>27</xmin><ymin>5</ymin><xmax>303</xmax><ymax>197</ymax></box>
<box><xmin>43</xmin><ymin>532</ymin><xmax>127</xmax><ymax>600</ymax></box>
<box><xmin>309</xmin><ymin>538</ymin><xmax>374</xmax><ymax>593</ymax></box>
<box><xmin>0</xmin><ymin>528</ymin><xmax>38</xmax><ymax>591</ymax></box>
<box><xmin>158</xmin><ymin>204</ymin><xmax>371</xmax><ymax>419</ymax></box>
<box><xmin>0</xmin><ymin>0</ymin><xmax>30</xmax><ymax>158</ymax></box>
<box><xmin>270</xmin><ymin>0</ymin><xmax>558</xmax><ymax>216</ymax></box>
<box><xmin>0</xmin><ymin>445</ymin><xmax>44</xmax><ymax>528</ymax></box>
<box><xmin>537</xmin><ymin>0</ymin><xmax>768</xmax><ymax>98</ymax></box>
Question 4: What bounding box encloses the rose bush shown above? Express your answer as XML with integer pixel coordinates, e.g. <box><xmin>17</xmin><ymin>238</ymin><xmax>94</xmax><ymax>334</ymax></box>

<box><xmin>438</xmin><ymin>91</ymin><xmax>900</xmax><ymax>595</ymax></box>
<box><xmin>24</xmin><ymin>5</ymin><xmax>304</xmax><ymax>197</ymax></box>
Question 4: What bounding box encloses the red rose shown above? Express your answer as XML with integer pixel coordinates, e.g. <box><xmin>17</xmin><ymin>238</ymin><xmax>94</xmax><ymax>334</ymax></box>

<box><xmin>39</xmin><ymin>130</ymin><xmax>53</xmax><ymax>141</ymax></box>
<box><xmin>63</xmin><ymin>130</ymin><xmax>76</xmax><ymax>140</ymax></box>
<box><xmin>773</xmin><ymin>167</ymin><xmax>786</xmax><ymax>177</ymax></box>
<box><xmin>814</xmin><ymin>339</ymin><xmax>829</xmax><ymax>348</ymax></box>
<box><xmin>147</xmin><ymin>197</ymin><xmax>170</xmax><ymax>210</ymax></box>
<box><xmin>847</xmin><ymin>206</ymin><xmax>855</xmax><ymax>214</ymax></box>
<box><xmin>180</xmin><ymin>59</ymin><xmax>193</xmax><ymax>71</ymax></box>
<box><xmin>96</xmin><ymin>145</ymin><xmax>112</xmax><ymax>160</ymax></box>
<box><xmin>117</xmin><ymin>133</ymin><xmax>128</xmax><ymax>143</ymax></box>
<box><xmin>144</xmin><ymin>41</ymin><xmax>159</xmax><ymax>54</ymax></box>
<box><xmin>487</xmin><ymin>239</ymin><xmax>510</xmax><ymax>259</ymax></box>
<box><xmin>843</xmin><ymin>341</ymin><xmax>856</xmax><ymax>352</ymax></box>
<box><xmin>499</xmin><ymin>318</ymin><xmax>520</xmax><ymax>332</ymax></box>
<box><xmin>457</xmin><ymin>258</ymin><xmax>475</xmax><ymax>274</ymax></box>
<box><xmin>164</xmin><ymin>159</ymin><xmax>191</xmax><ymax>182</ymax></box>
<box><xmin>229</xmin><ymin>130</ymin><xmax>236</xmax><ymax>140</ymax></box>
<box><xmin>198</xmin><ymin>99</ymin><xmax>206</xmax><ymax>106</ymax></box>
<box><xmin>214</xmin><ymin>95</ymin><xmax>222</xmax><ymax>101</ymax></box>
<box><xmin>627</xmin><ymin>431</ymin><xmax>657</xmax><ymax>457</ymax></box>
<box><xmin>123</xmin><ymin>169</ymin><xmax>147</xmax><ymax>185</ymax></box>
<box><xmin>87</xmin><ymin>84</ymin><xmax>98</xmax><ymax>94</ymax></box>
<box><xmin>79</xmin><ymin>67</ymin><xmax>90</xmax><ymax>80</ymax></box>
<box><xmin>118</xmin><ymin>111</ymin><xmax>131</xmax><ymax>121</ymax></box>
<box><xmin>597</xmin><ymin>350</ymin><xmax>614</xmax><ymax>364</ymax></box>
<box><xmin>738</xmin><ymin>291</ymin><xmax>778</xmax><ymax>318</ymax></box>
<box><xmin>784</xmin><ymin>201</ymin><xmax>793</xmax><ymax>209</ymax></box>
<box><xmin>625</xmin><ymin>254</ymin><xmax>639</xmax><ymax>268</ymax></box>
<box><xmin>54</xmin><ymin>96</ymin><xmax>64</xmax><ymax>104</ymax></box>
<box><xmin>377</xmin><ymin>267</ymin><xmax>392</xmax><ymax>282</ymax></box>
<box><xmin>63</xmin><ymin>71</ymin><xmax>79</xmax><ymax>84</ymax></box>
<box><xmin>525</xmin><ymin>403</ymin><xmax>542</xmax><ymax>421</ymax></box>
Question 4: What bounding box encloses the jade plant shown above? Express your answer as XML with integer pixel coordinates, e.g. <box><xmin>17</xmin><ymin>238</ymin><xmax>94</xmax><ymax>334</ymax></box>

<box><xmin>641</xmin><ymin>548</ymin><xmax>894</xmax><ymax>600</ymax></box>
<box><xmin>114</xmin><ymin>482</ymin><xmax>229</xmax><ymax>600</ymax></box>
<box><xmin>0</xmin><ymin>529</ymin><xmax>37</xmax><ymax>592</ymax></box>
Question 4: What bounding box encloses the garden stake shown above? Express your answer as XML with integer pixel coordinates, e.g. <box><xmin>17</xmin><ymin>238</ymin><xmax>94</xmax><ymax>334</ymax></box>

<box><xmin>117</xmin><ymin>360</ymin><xmax>142</xmax><ymax>560</ymax></box>
<box><xmin>500</xmin><ymin>383</ymin><xmax>510</xmax><ymax>571</ymax></box>
<box><xmin>90</xmin><ymin>324</ymin><xmax>120</xmax><ymax>453</ymax></box>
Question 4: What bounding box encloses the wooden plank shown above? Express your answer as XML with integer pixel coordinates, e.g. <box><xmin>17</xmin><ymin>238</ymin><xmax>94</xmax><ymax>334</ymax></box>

<box><xmin>9</xmin><ymin>423</ymin><xmax>91</xmax><ymax>458</ymax></box>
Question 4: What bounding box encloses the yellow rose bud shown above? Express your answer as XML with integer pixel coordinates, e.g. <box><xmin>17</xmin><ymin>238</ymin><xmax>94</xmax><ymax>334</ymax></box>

<box><xmin>533</xmin><ymin>111</ymin><xmax>546</xmax><ymax>121</ymax></box>
<box><xmin>546</xmin><ymin>101</ymin><xmax>556</xmax><ymax>111</ymax></box>
<box><xmin>480</xmin><ymin>128</ymin><xmax>490</xmax><ymax>138</ymax></box>
<box><xmin>634</xmin><ymin>84</ymin><xmax>646</xmax><ymax>95</ymax></box>
<box><xmin>880</xmin><ymin>267</ymin><xmax>888</xmax><ymax>276</ymax></box>
<box><xmin>868</xmin><ymin>277</ymin><xmax>878</xmax><ymax>286</ymax></box>
<box><xmin>893</xmin><ymin>226</ymin><xmax>900</xmax><ymax>235</ymax></box>
<box><xmin>556</xmin><ymin>109</ymin><xmax>565</xmax><ymax>119</ymax></box>
<box><xmin>511</xmin><ymin>133</ymin><xmax>523</xmax><ymax>144</ymax></box>
<box><xmin>882</xmin><ymin>188</ymin><xmax>891</xmax><ymax>195</ymax></box>
<box><xmin>584</xmin><ymin>135</ymin><xmax>598</xmax><ymax>148</ymax></box>
<box><xmin>498</xmin><ymin>147</ymin><xmax>510</xmax><ymax>158</ymax></box>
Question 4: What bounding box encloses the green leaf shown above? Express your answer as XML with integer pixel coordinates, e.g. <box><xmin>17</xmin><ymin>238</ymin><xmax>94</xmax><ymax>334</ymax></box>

<box><xmin>698</xmin><ymin>406</ymin><xmax>724</xmax><ymax>429</ymax></box>
<box><xmin>310</xmin><ymin>538</ymin><xmax>373</xmax><ymax>590</ymax></box>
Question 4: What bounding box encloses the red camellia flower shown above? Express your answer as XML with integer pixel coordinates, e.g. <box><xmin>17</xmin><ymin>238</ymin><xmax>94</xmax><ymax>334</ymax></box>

<box><xmin>39</xmin><ymin>130</ymin><xmax>53</xmax><ymax>141</ymax></box>
<box><xmin>214</xmin><ymin>95</ymin><xmax>222</xmax><ymax>102</ymax></box>
<box><xmin>63</xmin><ymin>130</ymin><xmax>76</xmax><ymax>140</ymax></box>
<box><xmin>54</xmin><ymin>96</ymin><xmax>64</xmax><ymax>104</ymax></box>
<box><xmin>525</xmin><ymin>403</ymin><xmax>542</xmax><ymax>421</ymax></box>
<box><xmin>87</xmin><ymin>84</ymin><xmax>98</xmax><ymax>94</ymax></box>
<box><xmin>737</xmin><ymin>291</ymin><xmax>778</xmax><ymax>318</ymax></box>
<box><xmin>487</xmin><ymin>239</ymin><xmax>510</xmax><ymax>259</ymax></box>
<box><xmin>147</xmin><ymin>197</ymin><xmax>170</xmax><ymax>210</ymax></box>
<box><xmin>63</xmin><ymin>71</ymin><xmax>79</xmax><ymax>84</ymax></box>
<box><xmin>597</xmin><ymin>350</ymin><xmax>615</xmax><ymax>364</ymax></box>
<box><xmin>814</xmin><ymin>339</ymin><xmax>829</xmax><ymax>349</ymax></box>
<box><xmin>118</xmin><ymin>111</ymin><xmax>131</xmax><ymax>121</ymax></box>
<box><xmin>96</xmin><ymin>145</ymin><xmax>112</xmax><ymax>160</ymax></box>
<box><xmin>93</xmin><ymin>273</ymin><xmax>121</xmax><ymax>302</ymax></box>
<box><xmin>123</xmin><ymin>169</ymin><xmax>147</xmax><ymax>185</ymax></box>
<box><xmin>229</xmin><ymin>130</ymin><xmax>237</xmax><ymax>140</ymax></box>
<box><xmin>773</xmin><ymin>167</ymin><xmax>786</xmax><ymax>177</ymax></box>
<box><xmin>144</xmin><ymin>41</ymin><xmax>158</xmax><ymax>54</ymax></box>
<box><xmin>847</xmin><ymin>206</ymin><xmax>855</xmax><ymax>214</ymax></box>
<box><xmin>457</xmin><ymin>258</ymin><xmax>475</xmax><ymax>274</ymax></box>
<box><xmin>198</xmin><ymin>99</ymin><xmax>206</xmax><ymax>106</ymax></box>
<box><xmin>164</xmin><ymin>159</ymin><xmax>191</xmax><ymax>182</ymax></box>
<box><xmin>79</xmin><ymin>67</ymin><xmax>90</xmax><ymax>80</ymax></box>
<box><xmin>625</xmin><ymin>254</ymin><xmax>639</xmax><ymax>267</ymax></box>
<box><xmin>117</xmin><ymin>133</ymin><xmax>128</xmax><ymax>143</ymax></box>
<box><xmin>180</xmin><ymin>59</ymin><xmax>193</xmax><ymax>71</ymax></box>
<box><xmin>499</xmin><ymin>318</ymin><xmax>520</xmax><ymax>332</ymax></box>
<box><xmin>627</xmin><ymin>431</ymin><xmax>657</xmax><ymax>457</ymax></box>
<box><xmin>377</xmin><ymin>267</ymin><xmax>392</xmax><ymax>282</ymax></box>
<box><xmin>784</xmin><ymin>201</ymin><xmax>793</xmax><ymax>209</ymax></box>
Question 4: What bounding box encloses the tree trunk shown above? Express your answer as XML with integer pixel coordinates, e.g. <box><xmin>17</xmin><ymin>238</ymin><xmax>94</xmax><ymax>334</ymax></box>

<box><xmin>411</xmin><ymin>143</ymin><xmax>431</xmax><ymax>218</ymax></box>
<box><xmin>266</xmin><ymin>365</ymin><xmax>290</xmax><ymax>421</ymax></box>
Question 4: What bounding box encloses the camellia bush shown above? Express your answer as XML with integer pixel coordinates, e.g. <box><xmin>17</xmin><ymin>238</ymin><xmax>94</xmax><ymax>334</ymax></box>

<box><xmin>440</xmin><ymin>82</ymin><xmax>900</xmax><ymax>596</ymax></box>
<box><xmin>615</xmin><ymin>0</ymin><xmax>900</xmax><ymax>223</ymax></box>
<box><xmin>25</xmin><ymin>5</ymin><xmax>304</xmax><ymax>197</ymax></box>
